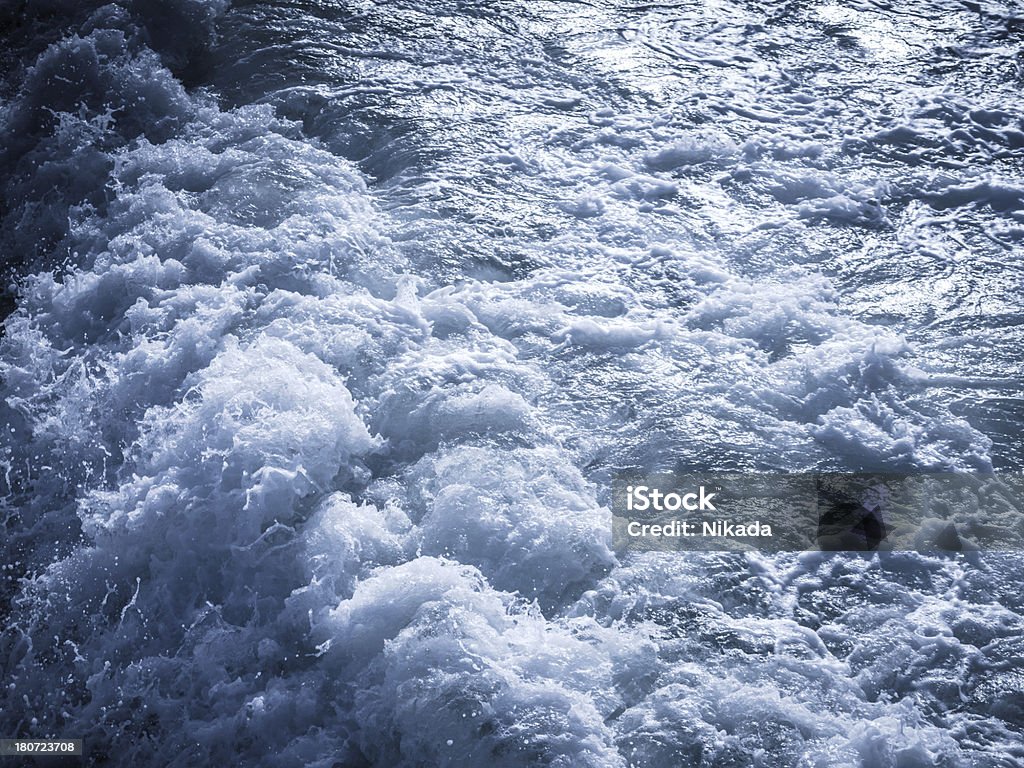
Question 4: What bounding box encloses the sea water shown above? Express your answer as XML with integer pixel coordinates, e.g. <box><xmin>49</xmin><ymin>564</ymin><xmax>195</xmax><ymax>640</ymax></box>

<box><xmin>1</xmin><ymin>1</ymin><xmax>1022</xmax><ymax>765</ymax></box>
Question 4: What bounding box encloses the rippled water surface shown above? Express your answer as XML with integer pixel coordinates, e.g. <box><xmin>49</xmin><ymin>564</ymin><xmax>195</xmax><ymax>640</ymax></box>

<box><xmin>2</xmin><ymin>1</ymin><xmax>1023</xmax><ymax>766</ymax></box>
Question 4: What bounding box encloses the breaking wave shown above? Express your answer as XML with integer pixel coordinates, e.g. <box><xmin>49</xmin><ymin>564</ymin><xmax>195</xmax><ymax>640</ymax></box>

<box><xmin>2</xmin><ymin>0</ymin><xmax>1022</xmax><ymax>765</ymax></box>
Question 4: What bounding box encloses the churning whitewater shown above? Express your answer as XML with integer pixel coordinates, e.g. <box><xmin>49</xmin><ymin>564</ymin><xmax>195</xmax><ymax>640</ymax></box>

<box><xmin>1</xmin><ymin>0</ymin><xmax>1023</xmax><ymax>765</ymax></box>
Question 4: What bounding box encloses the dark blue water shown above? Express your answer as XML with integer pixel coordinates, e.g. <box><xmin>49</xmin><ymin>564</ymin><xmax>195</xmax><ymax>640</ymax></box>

<box><xmin>2</xmin><ymin>1</ymin><xmax>1023</xmax><ymax>765</ymax></box>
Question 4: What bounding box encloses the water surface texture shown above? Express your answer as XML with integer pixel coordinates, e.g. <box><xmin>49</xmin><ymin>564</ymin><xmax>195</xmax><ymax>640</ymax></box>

<box><xmin>1</xmin><ymin>1</ymin><xmax>1023</xmax><ymax>765</ymax></box>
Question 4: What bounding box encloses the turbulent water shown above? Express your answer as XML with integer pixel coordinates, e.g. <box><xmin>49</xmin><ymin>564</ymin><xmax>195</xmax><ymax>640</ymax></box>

<box><xmin>1</xmin><ymin>0</ymin><xmax>1023</xmax><ymax>765</ymax></box>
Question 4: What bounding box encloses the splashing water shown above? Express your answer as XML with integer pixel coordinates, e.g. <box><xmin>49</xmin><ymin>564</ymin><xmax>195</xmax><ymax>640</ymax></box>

<box><xmin>2</xmin><ymin>1</ymin><xmax>1023</xmax><ymax>765</ymax></box>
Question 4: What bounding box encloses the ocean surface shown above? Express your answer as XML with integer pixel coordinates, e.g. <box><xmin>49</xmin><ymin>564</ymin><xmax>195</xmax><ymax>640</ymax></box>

<box><xmin>1</xmin><ymin>0</ymin><xmax>1023</xmax><ymax>765</ymax></box>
